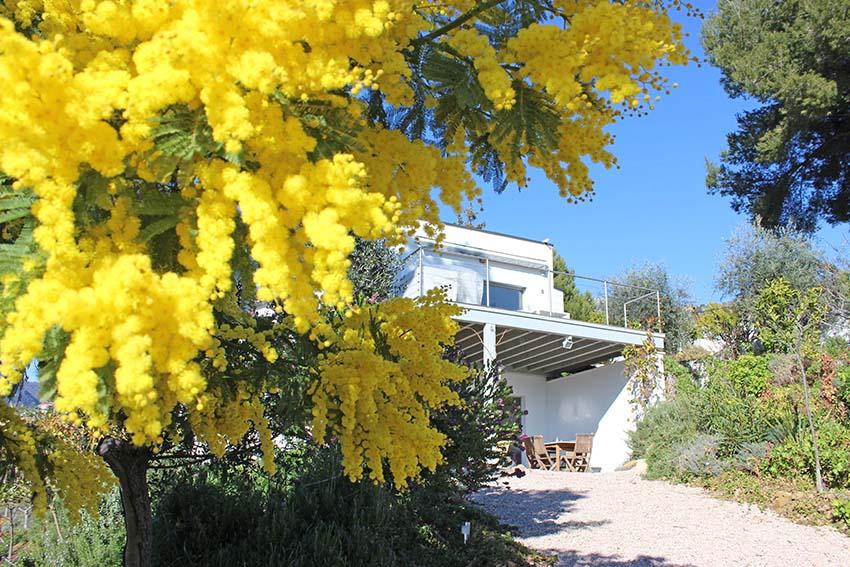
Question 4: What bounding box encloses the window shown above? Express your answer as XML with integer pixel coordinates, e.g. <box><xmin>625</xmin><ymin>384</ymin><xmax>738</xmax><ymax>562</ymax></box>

<box><xmin>482</xmin><ymin>282</ymin><xmax>523</xmax><ymax>311</ymax></box>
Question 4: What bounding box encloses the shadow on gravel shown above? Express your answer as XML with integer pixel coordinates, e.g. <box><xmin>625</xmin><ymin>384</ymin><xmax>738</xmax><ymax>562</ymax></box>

<box><xmin>472</xmin><ymin>486</ymin><xmax>597</xmax><ymax>538</ymax></box>
<box><xmin>548</xmin><ymin>551</ymin><xmax>698</xmax><ymax>567</ymax></box>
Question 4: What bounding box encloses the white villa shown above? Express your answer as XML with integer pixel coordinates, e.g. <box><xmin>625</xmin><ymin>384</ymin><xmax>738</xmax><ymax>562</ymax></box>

<box><xmin>397</xmin><ymin>224</ymin><xmax>665</xmax><ymax>471</ymax></box>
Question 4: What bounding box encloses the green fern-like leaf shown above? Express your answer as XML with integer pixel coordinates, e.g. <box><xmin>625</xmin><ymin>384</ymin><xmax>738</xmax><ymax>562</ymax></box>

<box><xmin>276</xmin><ymin>96</ymin><xmax>364</xmax><ymax>160</ymax></box>
<box><xmin>491</xmin><ymin>81</ymin><xmax>560</xmax><ymax>153</ymax></box>
<box><xmin>148</xmin><ymin>105</ymin><xmax>221</xmax><ymax>180</ymax></box>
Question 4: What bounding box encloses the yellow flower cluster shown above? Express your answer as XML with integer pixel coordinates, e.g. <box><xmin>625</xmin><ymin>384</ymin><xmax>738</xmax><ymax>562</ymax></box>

<box><xmin>0</xmin><ymin>402</ymin><xmax>46</xmax><ymax>512</ymax></box>
<box><xmin>0</xmin><ymin>1</ymin><xmax>474</xmax><ymax>452</ymax></box>
<box><xmin>0</xmin><ymin>402</ymin><xmax>114</xmax><ymax>518</ymax></box>
<box><xmin>448</xmin><ymin>28</ymin><xmax>516</xmax><ymax>110</ymax></box>
<box><xmin>506</xmin><ymin>0</ymin><xmax>688</xmax><ymax>195</ymax></box>
<box><xmin>0</xmin><ymin>200</ymin><xmax>213</xmax><ymax>445</ymax></box>
<box><xmin>189</xmin><ymin>386</ymin><xmax>276</xmax><ymax>474</ymax></box>
<box><xmin>212</xmin><ymin>323</ymin><xmax>279</xmax><ymax>369</ymax></box>
<box><xmin>46</xmin><ymin>435</ymin><xmax>116</xmax><ymax>520</ymax></box>
<box><xmin>310</xmin><ymin>290</ymin><xmax>468</xmax><ymax>487</ymax></box>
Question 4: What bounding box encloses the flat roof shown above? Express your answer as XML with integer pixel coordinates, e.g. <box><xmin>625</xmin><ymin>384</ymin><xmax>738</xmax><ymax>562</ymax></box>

<box><xmin>440</xmin><ymin>222</ymin><xmax>554</xmax><ymax>247</ymax></box>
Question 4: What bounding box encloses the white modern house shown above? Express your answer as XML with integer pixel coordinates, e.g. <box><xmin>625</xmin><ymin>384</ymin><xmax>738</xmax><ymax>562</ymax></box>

<box><xmin>397</xmin><ymin>224</ymin><xmax>664</xmax><ymax>471</ymax></box>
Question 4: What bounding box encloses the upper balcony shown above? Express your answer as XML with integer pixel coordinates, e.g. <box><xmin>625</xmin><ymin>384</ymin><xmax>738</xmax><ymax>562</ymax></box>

<box><xmin>396</xmin><ymin>224</ymin><xmax>664</xmax><ymax>375</ymax></box>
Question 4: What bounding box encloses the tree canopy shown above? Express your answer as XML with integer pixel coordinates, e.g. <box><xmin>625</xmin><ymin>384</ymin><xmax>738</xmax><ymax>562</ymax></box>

<box><xmin>703</xmin><ymin>0</ymin><xmax>850</xmax><ymax>231</ymax></box>
<box><xmin>716</xmin><ymin>223</ymin><xmax>848</xmax><ymax>325</ymax></box>
<box><xmin>552</xmin><ymin>251</ymin><xmax>603</xmax><ymax>323</ymax></box>
<box><xmin>0</xmin><ymin>2</ymin><xmax>691</xmax><ymax>559</ymax></box>
<box><xmin>607</xmin><ymin>263</ymin><xmax>693</xmax><ymax>352</ymax></box>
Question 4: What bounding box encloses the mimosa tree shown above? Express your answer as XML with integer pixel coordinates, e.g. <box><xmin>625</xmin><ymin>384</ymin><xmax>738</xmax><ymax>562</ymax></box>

<box><xmin>0</xmin><ymin>0</ymin><xmax>691</xmax><ymax>564</ymax></box>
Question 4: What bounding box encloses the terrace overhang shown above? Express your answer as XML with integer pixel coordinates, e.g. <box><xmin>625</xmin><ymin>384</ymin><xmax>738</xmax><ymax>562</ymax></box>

<box><xmin>452</xmin><ymin>304</ymin><xmax>664</xmax><ymax>378</ymax></box>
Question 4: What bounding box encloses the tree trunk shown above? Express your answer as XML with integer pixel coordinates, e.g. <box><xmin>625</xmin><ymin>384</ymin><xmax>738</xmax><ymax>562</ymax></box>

<box><xmin>98</xmin><ymin>438</ymin><xmax>153</xmax><ymax>567</ymax></box>
<box><xmin>794</xmin><ymin>330</ymin><xmax>824</xmax><ymax>493</ymax></box>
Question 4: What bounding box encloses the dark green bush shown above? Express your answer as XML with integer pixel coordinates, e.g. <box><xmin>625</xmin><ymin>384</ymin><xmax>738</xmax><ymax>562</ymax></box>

<box><xmin>149</xmin><ymin>447</ymin><xmax>541</xmax><ymax>567</ymax></box>
<box><xmin>152</xmin><ymin>452</ymin><xmax>403</xmax><ymax>567</ymax></box>
<box><xmin>422</xmin><ymin>357</ymin><xmax>521</xmax><ymax>495</ymax></box>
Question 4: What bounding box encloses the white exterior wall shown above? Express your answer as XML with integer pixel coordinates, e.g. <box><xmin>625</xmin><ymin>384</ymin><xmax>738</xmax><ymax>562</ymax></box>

<box><xmin>503</xmin><ymin>370</ymin><xmax>548</xmax><ymax>441</ymax></box>
<box><xmin>542</xmin><ymin>362</ymin><xmax>635</xmax><ymax>472</ymax></box>
<box><xmin>505</xmin><ymin>362</ymin><xmax>636</xmax><ymax>472</ymax></box>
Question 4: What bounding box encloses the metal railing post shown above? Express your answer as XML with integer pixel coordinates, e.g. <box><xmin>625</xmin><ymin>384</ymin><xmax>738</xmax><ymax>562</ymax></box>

<box><xmin>485</xmin><ymin>257</ymin><xmax>491</xmax><ymax>306</ymax></box>
<box><xmin>656</xmin><ymin>290</ymin><xmax>662</xmax><ymax>333</ymax></box>
<box><xmin>418</xmin><ymin>247</ymin><xmax>424</xmax><ymax>297</ymax></box>
<box><xmin>603</xmin><ymin>281</ymin><xmax>610</xmax><ymax>325</ymax></box>
<box><xmin>547</xmin><ymin>268</ymin><xmax>554</xmax><ymax>316</ymax></box>
<box><xmin>623</xmin><ymin>303</ymin><xmax>628</xmax><ymax>328</ymax></box>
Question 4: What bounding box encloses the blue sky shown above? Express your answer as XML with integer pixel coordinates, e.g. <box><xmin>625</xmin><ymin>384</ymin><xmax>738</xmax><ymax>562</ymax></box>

<box><xmin>449</xmin><ymin>1</ymin><xmax>849</xmax><ymax>305</ymax></box>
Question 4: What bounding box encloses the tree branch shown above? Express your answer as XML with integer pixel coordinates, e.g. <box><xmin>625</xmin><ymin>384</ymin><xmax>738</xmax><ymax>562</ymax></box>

<box><xmin>410</xmin><ymin>0</ymin><xmax>504</xmax><ymax>47</ymax></box>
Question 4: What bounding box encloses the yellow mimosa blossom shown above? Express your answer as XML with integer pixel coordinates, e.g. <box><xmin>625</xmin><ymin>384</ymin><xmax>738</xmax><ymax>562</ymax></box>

<box><xmin>0</xmin><ymin>0</ymin><xmax>688</xmax><ymax>488</ymax></box>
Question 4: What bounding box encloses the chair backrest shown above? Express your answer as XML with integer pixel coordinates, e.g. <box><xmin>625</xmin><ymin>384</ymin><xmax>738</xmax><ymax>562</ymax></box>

<box><xmin>521</xmin><ymin>435</ymin><xmax>554</xmax><ymax>469</ymax></box>
<box><xmin>575</xmin><ymin>433</ymin><xmax>594</xmax><ymax>454</ymax></box>
<box><xmin>531</xmin><ymin>435</ymin><xmax>548</xmax><ymax>456</ymax></box>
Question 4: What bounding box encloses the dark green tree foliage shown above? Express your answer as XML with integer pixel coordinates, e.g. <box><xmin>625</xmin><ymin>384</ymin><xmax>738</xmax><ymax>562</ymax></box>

<box><xmin>347</xmin><ymin>237</ymin><xmax>402</xmax><ymax>302</ymax></box>
<box><xmin>703</xmin><ymin>0</ymin><xmax>850</xmax><ymax>231</ymax></box>
<box><xmin>552</xmin><ymin>251</ymin><xmax>603</xmax><ymax>323</ymax></box>
<box><xmin>424</xmin><ymin>354</ymin><xmax>521</xmax><ymax>495</ymax></box>
<box><xmin>607</xmin><ymin>263</ymin><xmax>693</xmax><ymax>352</ymax></box>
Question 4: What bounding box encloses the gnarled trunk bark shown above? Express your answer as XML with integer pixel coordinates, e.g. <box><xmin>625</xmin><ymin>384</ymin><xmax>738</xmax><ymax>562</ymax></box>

<box><xmin>98</xmin><ymin>438</ymin><xmax>152</xmax><ymax>567</ymax></box>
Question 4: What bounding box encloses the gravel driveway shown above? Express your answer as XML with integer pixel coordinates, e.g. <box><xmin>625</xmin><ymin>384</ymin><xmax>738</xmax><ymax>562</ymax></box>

<box><xmin>472</xmin><ymin>467</ymin><xmax>850</xmax><ymax>567</ymax></box>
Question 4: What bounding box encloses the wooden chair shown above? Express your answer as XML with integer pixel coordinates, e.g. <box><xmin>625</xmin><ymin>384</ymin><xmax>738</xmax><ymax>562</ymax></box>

<box><xmin>569</xmin><ymin>433</ymin><xmax>594</xmax><ymax>472</ymax></box>
<box><xmin>522</xmin><ymin>435</ymin><xmax>559</xmax><ymax>470</ymax></box>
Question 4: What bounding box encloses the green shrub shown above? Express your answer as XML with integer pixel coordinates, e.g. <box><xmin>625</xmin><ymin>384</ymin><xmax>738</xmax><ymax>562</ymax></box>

<box><xmin>823</xmin><ymin>336</ymin><xmax>850</xmax><ymax>360</ymax></box>
<box><xmin>147</xmin><ymin>355</ymin><xmax>532</xmax><ymax>567</ymax></box>
<box><xmin>727</xmin><ymin>355</ymin><xmax>772</xmax><ymax>397</ymax></box>
<box><xmin>149</xmin><ymin>448</ymin><xmax>544</xmax><ymax>567</ymax></box>
<box><xmin>633</xmin><ymin>355</ymin><xmax>795</xmax><ymax>479</ymax></box>
<box><xmin>702</xmin><ymin>382</ymin><xmax>765</xmax><ymax>457</ymax></box>
<box><xmin>20</xmin><ymin>490</ymin><xmax>124</xmax><ymax>567</ymax></box>
<box><xmin>765</xmin><ymin>438</ymin><xmax>810</xmax><ymax>479</ymax></box>
<box><xmin>836</xmin><ymin>365</ymin><xmax>850</xmax><ymax>413</ymax></box>
<box><xmin>832</xmin><ymin>498</ymin><xmax>850</xmax><ymax>529</ymax></box>
<box><xmin>151</xmin><ymin>450</ymin><xmax>404</xmax><ymax>567</ymax></box>
<box><xmin>630</xmin><ymin>397</ymin><xmax>698</xmax><ymax>479</ymax></box>
<box><xmin>814</xmin><ymin>414</ymin><xmax>850</xmax><ymax>489</ymax></box>
<box><xmin>765</xmin><ymin>414</ymin><xmax>850</xmax><ymax>489</ymax></box>
<box><xmin>671</xmin><ymin>434</ymin><xmax>726</xmax><ymax>477</ymax></box>
<box><xmin>423</xmin><ymin>357</ymin><xmax>521</xmax><ymax>495</ymax></box>
<box><xmin>665</xmin><ymin>355</ymin><xmax>700</xmax><ymax>398</ymax></box>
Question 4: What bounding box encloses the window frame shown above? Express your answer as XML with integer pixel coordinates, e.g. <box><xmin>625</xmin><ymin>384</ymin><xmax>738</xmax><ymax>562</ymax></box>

<box><xmin>483</xmin><ymin>281</ymin><xmax>524</xmax><ymax>311</ymax></box>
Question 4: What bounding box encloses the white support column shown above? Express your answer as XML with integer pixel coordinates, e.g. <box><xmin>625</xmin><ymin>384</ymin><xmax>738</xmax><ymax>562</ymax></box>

<box><xmin>482</xmin><ymin>323</ymin><xmax>497</xmax><ymax>367</ymax></box>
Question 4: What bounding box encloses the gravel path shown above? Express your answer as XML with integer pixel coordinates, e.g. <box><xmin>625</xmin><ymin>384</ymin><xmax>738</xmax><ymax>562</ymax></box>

<box><xmin>472</xmin><ymin>467</ymin><xmax>850</xmax><ymax>567</ymax></box>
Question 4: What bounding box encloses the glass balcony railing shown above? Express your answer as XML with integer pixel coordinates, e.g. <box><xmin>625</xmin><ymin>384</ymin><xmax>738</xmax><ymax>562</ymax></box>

<box><xmin>398</xmin><ymin>245</ymin><xmax>662</xmax><ymax>333</ymax></box>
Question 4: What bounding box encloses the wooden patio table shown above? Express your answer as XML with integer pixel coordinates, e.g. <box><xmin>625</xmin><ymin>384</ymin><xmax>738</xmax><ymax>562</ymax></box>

<box><xmin>544</xmin><ymin>441</ymin><xmax>576</xmax><ymax>472</ymax></box>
